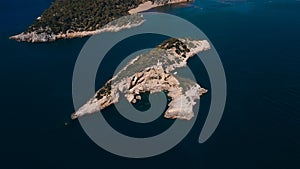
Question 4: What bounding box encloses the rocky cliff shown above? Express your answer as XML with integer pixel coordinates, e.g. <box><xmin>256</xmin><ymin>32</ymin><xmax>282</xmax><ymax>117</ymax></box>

<box><xmin>71</xmin><ymin>37</ymin><xmax>210</xmax><ymax>120</ymax></box>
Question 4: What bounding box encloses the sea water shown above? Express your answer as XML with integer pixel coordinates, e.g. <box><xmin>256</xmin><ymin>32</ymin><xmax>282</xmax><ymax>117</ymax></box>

<box><xmin>0</xmin><ymin>0</ymin><xmax>299</xmax><ymax>168</ymax></box>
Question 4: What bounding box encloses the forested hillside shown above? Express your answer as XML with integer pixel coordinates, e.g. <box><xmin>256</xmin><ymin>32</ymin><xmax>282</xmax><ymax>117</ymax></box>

<box><xmin>26</xmin><ymin>0</ymin><xmax>147</xmax><ymax>34</ymax></box>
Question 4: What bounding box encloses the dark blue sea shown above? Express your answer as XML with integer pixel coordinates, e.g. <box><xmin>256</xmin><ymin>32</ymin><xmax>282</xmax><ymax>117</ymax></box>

<box><xmin>0</xmin><ymin>0</ymin><xmax>299</xmax><ymax>168</ymax></box>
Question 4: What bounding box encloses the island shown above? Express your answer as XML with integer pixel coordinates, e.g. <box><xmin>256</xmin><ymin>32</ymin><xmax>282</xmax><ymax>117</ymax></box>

<box><xmin>71</xmin><ymin>38</ymin><xmax>210</xmax><ymax>120</ymax></box>
<box><xmin>10</xmin><ymin>0</ymin><xmax>193</xmax><ymax>42</ymax></box>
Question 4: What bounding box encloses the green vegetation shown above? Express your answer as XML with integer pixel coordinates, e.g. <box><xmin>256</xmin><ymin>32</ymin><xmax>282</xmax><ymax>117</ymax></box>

<box><xmin>102</xmin><ymin>13</ymin><xmax>144</xmax><ymax>28</ymax></box>
<box><xmin>158</xmin><ymin>38</ymin><xmax>190</xmax><ymax>54</ymax></box>
<box><xmin>26</xmin><ymin>0</ymin><xmax>147</xmax><ymax>34</ymax></box>
<box><xmin>113</xmin><ymin>38</ymin><xmax>195</xmax><ymax>83</ymax></box>
<box><xmin>114</xmin><ymin>48</ymin><xmax>168</xmax><ymax>82</ymax></box>
<box><xmin>95</xmin><ymin>81</ymin><xmax>112</xmax><ymax>100</ymax></box>
<box><xmin>24</xmin><ymin>0</ymin><xmax>189</xmax><ymax>35</ymax></box>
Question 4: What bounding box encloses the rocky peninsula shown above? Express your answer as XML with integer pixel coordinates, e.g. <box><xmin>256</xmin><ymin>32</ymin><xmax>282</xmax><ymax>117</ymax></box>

<box><xmin>10</xmin><ymin>0</ymin><xmax>192</xmax><ymax>42</ymax></box>
<box><xmin>71</xmin><ymin>38</ymin><xmax>210</xmax><ymax>120</ymax></box>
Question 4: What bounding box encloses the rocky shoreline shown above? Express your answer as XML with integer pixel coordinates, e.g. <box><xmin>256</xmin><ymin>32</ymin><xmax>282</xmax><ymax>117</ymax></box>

<box><xmin>9</xmin><ymin>0</ymin><xmax>192</xmax><ymax>43</ymax></box>
<box><xmin>9</xmin><ymin>14</ymin><xmax>146</xmax><ymax>43</ymax></box>
<box><xmin>129</xmin><ymin>0</ymin><xmax>191</xmax><ymax>14</ymax></box>
<box><xmin>71</xmin><ymin>38</ymin><xmax>210</xmax><ymax>120</ymax></box>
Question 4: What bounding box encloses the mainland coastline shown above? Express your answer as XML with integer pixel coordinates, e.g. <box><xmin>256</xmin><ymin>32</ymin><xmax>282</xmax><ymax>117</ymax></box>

<box><xmin>10</xmin><ymin>0</ymin><xmax>192</xmax><ymax>43</ymax></box>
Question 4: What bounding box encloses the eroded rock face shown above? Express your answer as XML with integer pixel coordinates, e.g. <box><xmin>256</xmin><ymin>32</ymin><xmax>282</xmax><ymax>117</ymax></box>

<box><xmin>72</xmin><ymin>38</ymin><xmax>210</xmax><ymax>120</ymax></box>
<box><xmin>10</xmin><ymin>32</ymin><xmax>56</xmax><ymax>43</ymax></box>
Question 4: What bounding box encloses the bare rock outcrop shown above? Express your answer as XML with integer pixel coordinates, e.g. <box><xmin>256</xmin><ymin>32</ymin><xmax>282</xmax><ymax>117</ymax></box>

<box><xmin>72</xmin><ymin>38</ymin><xmax>210</xmax><ymax>120</ymax></box>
